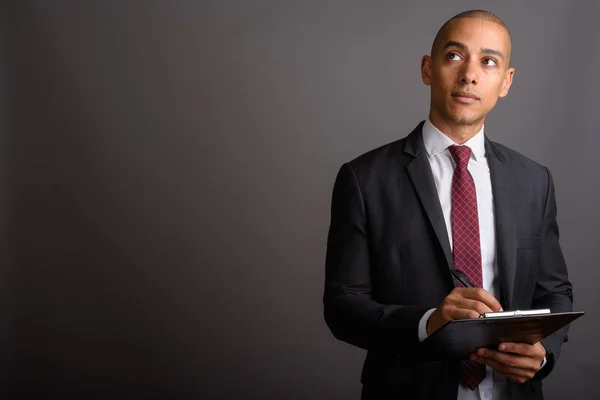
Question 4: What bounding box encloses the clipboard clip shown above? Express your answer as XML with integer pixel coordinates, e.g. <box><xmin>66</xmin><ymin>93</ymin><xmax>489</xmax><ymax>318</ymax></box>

<box><xmin>479</xmin><ymin>309</ymin><xmax>551</xmax><ymax>318</ymax></box>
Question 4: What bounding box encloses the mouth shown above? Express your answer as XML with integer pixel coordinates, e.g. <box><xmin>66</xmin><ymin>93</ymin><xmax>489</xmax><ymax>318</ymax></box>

<box><xmin>451</xmin><ymin>91</ymin><xmax>480</xmax><ymax>103</ymax></box>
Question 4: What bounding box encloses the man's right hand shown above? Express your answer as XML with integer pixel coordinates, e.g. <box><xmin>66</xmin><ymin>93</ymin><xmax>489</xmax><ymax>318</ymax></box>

<box><xmin>426</xmin><ymin>288</ymin><xmax>503</xmax><ymax>336</ymax></box>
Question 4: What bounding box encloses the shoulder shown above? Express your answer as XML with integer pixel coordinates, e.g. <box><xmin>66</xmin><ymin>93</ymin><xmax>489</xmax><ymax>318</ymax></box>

<box><xmin>487</xmin><ymin>139</ymin><xmax>553</xmax><ymax>195</ymax></box>
<box><xmin>347</xmin><ymin>138</ymin><xmax>405</xmax><ymax>171</ymax></box>
<box><xmin>487</xmin><ymin>139</ymin><xmax>550</xmax><ymax>177</ymax></box>
<box><xmin>330</xmin><ymin>138</ymin><xmax>406</xmax><ymax>194</ymax></box>
<box><xmin>343</xmin><ymin>122</ymin><xmax>424</xmax><ymax>180</ymax></box>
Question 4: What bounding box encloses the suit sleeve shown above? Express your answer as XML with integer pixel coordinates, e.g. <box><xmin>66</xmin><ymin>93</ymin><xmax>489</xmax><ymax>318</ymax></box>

<box><xmin>531</xmin><ymin>168</ymin><xmax>573</xmax><ymax>380</ymax></box>
<box><xmin>323</xmin><ymin>163</ymin><xmax>430</xmax><ymax>356</ymax></box>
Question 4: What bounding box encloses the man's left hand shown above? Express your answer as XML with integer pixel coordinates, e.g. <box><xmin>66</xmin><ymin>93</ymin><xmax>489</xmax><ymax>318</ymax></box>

<box><xmin>470</xmin><ymin>342</ymin><xmax>546</xmax><ymax>384</ymax></box>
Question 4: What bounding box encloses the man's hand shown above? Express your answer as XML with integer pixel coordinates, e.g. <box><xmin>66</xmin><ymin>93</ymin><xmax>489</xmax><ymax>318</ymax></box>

<box><xmin>470</xmin><ymin>342</ymin><xmax>546</xmax><ymax>383</ymax></box>
<box><xmin>426</xmin><ymin>288</ymin><xmax>502</xmax><ymax>335</ymax></box>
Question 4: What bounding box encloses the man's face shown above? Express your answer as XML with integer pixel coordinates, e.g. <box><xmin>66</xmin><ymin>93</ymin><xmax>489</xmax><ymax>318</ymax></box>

<box><xmin>421</xmin><ymin>18</ymin><xmax>514</xmax><ymax>127</ymax></box>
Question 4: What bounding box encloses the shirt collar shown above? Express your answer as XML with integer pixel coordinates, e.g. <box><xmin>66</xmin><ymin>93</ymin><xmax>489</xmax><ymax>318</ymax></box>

<box><xmin>422</xmin><ymin>119</ymin><xmax>486</xmax><ymax>161</ymax></box>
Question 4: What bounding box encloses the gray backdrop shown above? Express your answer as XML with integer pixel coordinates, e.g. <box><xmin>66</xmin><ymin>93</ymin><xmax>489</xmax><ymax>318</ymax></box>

<box><xmin>3</xmin><ymin>1</ymin><xmax>598</xmax><ymax>398</ymax></box>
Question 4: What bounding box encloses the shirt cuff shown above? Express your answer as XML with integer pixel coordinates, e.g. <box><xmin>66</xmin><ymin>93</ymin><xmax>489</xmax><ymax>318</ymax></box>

<box><xmin>540</xmin><ymin>356</ymin><xmax>547</xmax><ymax>370</ymax></box>
<box><xmin>417</xmin><ymin>308</ymin><xmax>437</xmax><ymax>342</ymax></box>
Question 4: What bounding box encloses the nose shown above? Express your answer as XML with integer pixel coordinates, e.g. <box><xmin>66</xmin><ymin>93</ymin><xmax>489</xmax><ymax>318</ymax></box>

<box><xmin>460</xmin><ymin>60</ymin><xmax>478</xmax><ymax>85</ymax></box>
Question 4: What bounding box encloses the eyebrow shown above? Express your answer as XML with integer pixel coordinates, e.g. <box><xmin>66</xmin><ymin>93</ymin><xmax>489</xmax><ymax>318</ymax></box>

<box><xmin>442</xmin><ymin>40</ymin><xmax>505</xmax><ymax>61</ymax></box>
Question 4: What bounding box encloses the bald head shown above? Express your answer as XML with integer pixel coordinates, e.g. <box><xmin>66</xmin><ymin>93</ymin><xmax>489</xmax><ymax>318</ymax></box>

<box><xmin>431</xmin><ymin>10</ymin><xmax>512</xmax><ymax>65</ymax></box>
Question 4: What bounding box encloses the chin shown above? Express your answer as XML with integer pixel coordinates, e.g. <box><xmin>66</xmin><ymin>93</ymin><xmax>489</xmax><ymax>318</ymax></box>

<box><xmin>454</xmin><ymin>117</ymin><xmax>480</xmax><ymax>126</ymax></box>
<box><xmin>446</xmin><ymin>111</ymin><xmax>483</xmax><ymax>126</ymax></box>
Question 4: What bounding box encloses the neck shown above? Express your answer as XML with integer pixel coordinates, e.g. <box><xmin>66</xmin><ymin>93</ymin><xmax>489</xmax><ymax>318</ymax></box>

<box><xmin>428</xmin><ymin>110</ymin><xmax>484</xmax><ymax>144</ymax></box>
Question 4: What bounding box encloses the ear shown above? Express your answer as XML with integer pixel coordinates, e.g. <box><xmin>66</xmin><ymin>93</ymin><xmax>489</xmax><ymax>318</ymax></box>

<box><xmin>421</xmin><ymin>55</ymin><xmax>432</xmax><ymax>86</ymax></box>
<box><xmin>498</xmin><ymin>67</ymin><xmax>515</xmax><ymax>98</ymax></box>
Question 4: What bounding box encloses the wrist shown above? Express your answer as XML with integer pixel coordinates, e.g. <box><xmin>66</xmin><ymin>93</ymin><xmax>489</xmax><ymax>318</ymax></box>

<box><xmin>426</xmin><ymin>309</ymin><xmax>438</xmax><ymax>335</ymax></box>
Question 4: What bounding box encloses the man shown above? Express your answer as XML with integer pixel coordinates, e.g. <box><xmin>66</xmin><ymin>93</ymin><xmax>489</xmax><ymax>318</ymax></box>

<box><xmin>323</xmin><ymin>10</ymin><xmax>573</xmax><ymax>400</ymax></box>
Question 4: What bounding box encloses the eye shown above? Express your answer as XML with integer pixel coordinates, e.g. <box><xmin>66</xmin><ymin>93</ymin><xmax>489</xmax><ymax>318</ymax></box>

<box><xmin>447</xmin><ymin>52</ymin><xmax>462</xmax><ymax>61</ymax></box>
<box><xmin>482</xmin><ymin>58</ymin><xmax>497</xmax><ymax>67</ymax></box>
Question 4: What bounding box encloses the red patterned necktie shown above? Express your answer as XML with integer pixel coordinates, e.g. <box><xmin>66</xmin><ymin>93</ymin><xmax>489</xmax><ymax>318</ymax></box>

<box><xmin>448</xmin><ymin>145</ymin><xmax>486</xmax><ymax>390</ymax></box>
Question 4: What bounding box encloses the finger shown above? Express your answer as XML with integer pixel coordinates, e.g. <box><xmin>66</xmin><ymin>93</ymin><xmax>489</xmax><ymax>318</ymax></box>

<box><xmin>463</xmin><ymin>288</ymin><xmax>503</xmax><ymax>311</ymax></box>
<box><xmin>499</xmin><ymin>342</ymin><xmax>546</xmax><ymax>358</ymax></box>
<box><xmin>504</xmin><ymin>374</ymin><xmax>533</xmax><ymax>385</ymax></box>
<box><xmin>444</xmin><ymin>305</ymin><xmax>481</xmax><ymax>320</ymax></box>
<box><xmin>475</xmin><ymin>356</ymin><xmax>536</xmax><ymax>382</ymax></box>
<box><xmin>454</xmin><ymin>298</ymin><xmax>495</xmax><ymax>316</ymax></box>
<box><xmin>476</xmin><ymin>348</ymin><xmax>541</xmax><ymax>372</ymax></box>
<box><xmin>459</xmin><ymin>288</ymin><xmax>503</xmax><ymax>311</ymax></box>
<box><xmin>470</xmin><ymin>353</ymin><xmax>537</xmax><ymax>382</ymax></box>
<box><xmin>442</xmin><ymin>291</ymin><xmax>496</xmax><ymax>318</ymax></box>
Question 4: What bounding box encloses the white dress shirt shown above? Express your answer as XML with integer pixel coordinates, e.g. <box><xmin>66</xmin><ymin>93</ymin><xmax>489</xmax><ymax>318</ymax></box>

<box><xmin>417</xmin><ymin>119</ymin><xmax>503</xmax><ymax>400</ymax></box>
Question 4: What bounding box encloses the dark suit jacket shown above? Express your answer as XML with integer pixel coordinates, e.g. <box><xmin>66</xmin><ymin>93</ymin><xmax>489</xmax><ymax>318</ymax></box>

<box><xmin>324</xmin><ymin>122</ymin><xmax>573</xmax><ymax>399</ymax></box>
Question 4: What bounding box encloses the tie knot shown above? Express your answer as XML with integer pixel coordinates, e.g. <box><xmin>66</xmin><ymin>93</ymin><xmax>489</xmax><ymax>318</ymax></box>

<box><xmin>448</xmin><ymin>145</ymin><xmax>472</xmax><ymax>167</ymax></box>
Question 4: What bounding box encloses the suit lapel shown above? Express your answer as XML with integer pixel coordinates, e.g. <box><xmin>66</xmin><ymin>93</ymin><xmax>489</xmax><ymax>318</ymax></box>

<box><xmin>485</xmin><ymin>138</ymin><xmax>516</xmax><ymax>310</ymax></box>
<box><xmin>404</xmin><ymin>123</ymin><xmax>455</xmax><ymax>275</ymax></box>
<box><xmin>402</xmin><ymin>125</ymin><xmax>517</xmax><ymax>303</ymax></box>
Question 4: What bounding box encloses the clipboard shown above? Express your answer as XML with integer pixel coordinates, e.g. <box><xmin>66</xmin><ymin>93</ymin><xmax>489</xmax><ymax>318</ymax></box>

<box><xmin>420</xmin><ymin>311</ymin><xmax>584</xmax><ymax>359</ymax></box>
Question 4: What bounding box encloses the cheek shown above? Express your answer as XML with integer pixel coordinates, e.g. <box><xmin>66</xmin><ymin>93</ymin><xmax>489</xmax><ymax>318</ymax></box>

<box><xmin>481</xmin><ymin>95</ymin><xmax>500</xmax><ymax>111</ymax></box>
<box><xmin>495</xmin><ymin>75</ymin><xmax>508</xmax><ymax>92</ymax></box>
<box><xmin>432</xmin><ymin>67</ymin><xmax>454</xmax><ymax>86</ymax></box>
<box><xmin>430</xmin><ymin>86</ymin><xmax>448</xmax><ymax>105</ymax></box>
<box><xmin>499</xmin><ymin>79</ymin><xmax>510</xmax><ymax>95</ymax></box>
<box><xmin>481</xmin><ymin>79</ymin><xmax>506</xmax><ymax>105</ymax></box>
